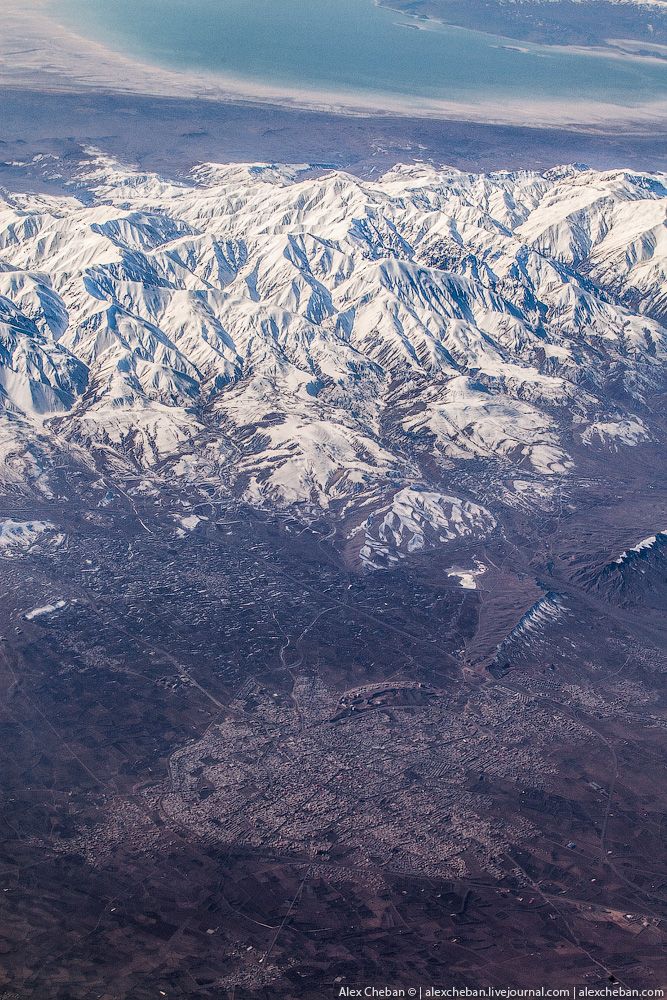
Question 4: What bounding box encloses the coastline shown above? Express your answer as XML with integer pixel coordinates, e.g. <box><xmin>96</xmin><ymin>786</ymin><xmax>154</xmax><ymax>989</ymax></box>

<box><xmin>2</xmin><ymin>0</ymin><xmax>667</xmax><ymax>132</ymax></box>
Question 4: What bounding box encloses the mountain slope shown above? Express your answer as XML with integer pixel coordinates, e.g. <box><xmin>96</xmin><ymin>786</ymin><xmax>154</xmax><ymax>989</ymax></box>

<box><xmin>0</xmin><ymin>154</ymin><xmax>665</xmax><ymax>566</ymax></box>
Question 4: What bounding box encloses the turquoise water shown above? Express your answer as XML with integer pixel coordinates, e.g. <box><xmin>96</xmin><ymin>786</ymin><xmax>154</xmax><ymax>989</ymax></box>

<box><xmin>50</xmin><ymin>0</ymin><xmax>667</xmax><ymax>110</ymax></box>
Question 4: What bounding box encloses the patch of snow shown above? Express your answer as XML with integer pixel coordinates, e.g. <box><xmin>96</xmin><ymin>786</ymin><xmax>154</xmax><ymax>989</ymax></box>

<box><xmin>357</xmin><ymin>488</ymin><xmax>495</xmax><ymax>570</ymax></box>
<box><xmin>614</xmin><ymin>531</ymin><xmax>666</xmax><ymax>564</ymax></box>
<box><xmin>24</xmin><ymin>599</ymin><xmax>67</xmax><ymax>621</ymax></box>
<box><xmin>447</xmin><ymin>560</ymin><xmax>487</xmax><ymax>590</ymax></box>
<box><xmin>447</xmin><ymin>571</ymin><xmax>477</xmax><ymax>590</ymax></box>
<box><xmin>173</xmin><ymin>513</ymin><xmax>206</xmax><ymax>532</ymax></box>
<box><xmin>0</xmin><ymin>519</ymin><xmax>54</xmax><ymax>555</ymax></box>
<box><xmin>582</xmin><ymin>417</ymin><xmax>652</xmax><ymax>448</ymax></box>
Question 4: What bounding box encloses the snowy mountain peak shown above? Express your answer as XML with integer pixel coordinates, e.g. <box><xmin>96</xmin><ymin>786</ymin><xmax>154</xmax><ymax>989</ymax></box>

<box><xmin>0</xmin><ymin>154</ymin><xmax>665</xmax><ymax>567</ymax></box>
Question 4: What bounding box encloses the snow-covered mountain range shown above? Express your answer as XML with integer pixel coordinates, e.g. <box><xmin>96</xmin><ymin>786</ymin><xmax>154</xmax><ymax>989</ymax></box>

<box><xmin>0</xmin><ymin>154</ymin><xmax>665</xmax><ymax>567</ymax></box>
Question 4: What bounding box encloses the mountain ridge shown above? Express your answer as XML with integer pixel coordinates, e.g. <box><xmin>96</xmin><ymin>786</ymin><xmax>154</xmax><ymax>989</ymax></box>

<box><xmin>0</xmin><ymin>153</ymin><xmax>665</xmax><ymax>568</ymax></box>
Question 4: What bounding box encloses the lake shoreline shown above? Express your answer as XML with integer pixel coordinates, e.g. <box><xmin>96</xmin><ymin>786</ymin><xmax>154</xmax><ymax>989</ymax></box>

<box><xmin>2</xmin><ymin>85</ymin><xmax>666</xmax><ymax>191</ymax></box>
<box><xmin>3</xmin><ymin>0</ymin><xmax>667</xmax><ymax>131</ymax></box>
<box><xmin>2</xmin><ymin>0</ymin><xmax>666</xmax><ymax>184</ymax></box>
